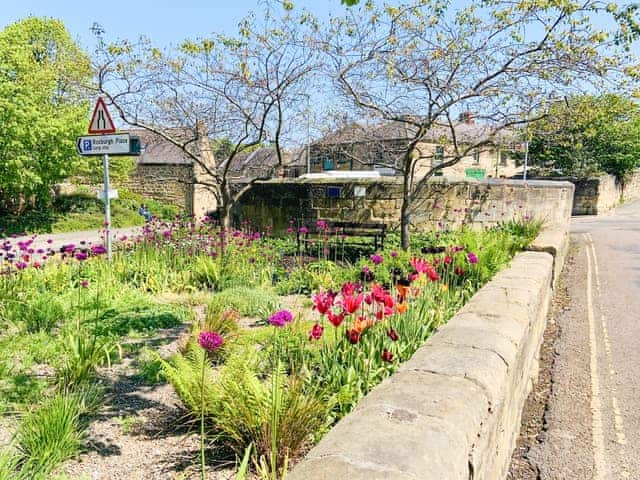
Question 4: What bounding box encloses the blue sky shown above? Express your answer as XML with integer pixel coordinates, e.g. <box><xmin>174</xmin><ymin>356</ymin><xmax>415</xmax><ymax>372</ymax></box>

<box><xmin>0</xmin><ymin>0</ymin><xmax>339</xmax><ymax>50</ymax></box>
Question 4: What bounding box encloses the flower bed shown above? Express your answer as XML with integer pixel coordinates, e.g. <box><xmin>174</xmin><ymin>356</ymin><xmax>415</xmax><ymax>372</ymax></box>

<box><xmin>0</xmin><ymin>216</ymin><xmax>539</xmax><ymax>479</ymax></box>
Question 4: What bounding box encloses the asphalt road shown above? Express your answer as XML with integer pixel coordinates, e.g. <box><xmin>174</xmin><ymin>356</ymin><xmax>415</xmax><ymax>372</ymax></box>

<box><xmin>525</xmin><ymin>200</ymin><xmax>640</xmax><ymax>479</ymax></box>
<box><xmin>1</xmin><ymin>227</ymin><xmax>142</xmax><ymax>253</ymax></box>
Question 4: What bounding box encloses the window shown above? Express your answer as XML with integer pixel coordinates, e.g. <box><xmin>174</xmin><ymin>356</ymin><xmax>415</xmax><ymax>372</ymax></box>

<box><xmin>323</xmin><ymin>158</ymin><xmax>335</xmax><ymax>170</ymax></box>
<box><xmin>499</xmin><ymin>150</ymin><xmax>509</xmax><ymax>166</ymax></box>
<box><xmin>473</xmin><ymin>149</ymin><xmax>480</xmax><ymax>165</ymax></box>
<box><xmin>433</xmin><ymin>146</ymin><xmax>444</xmax><ymax>176</ymax></box>
<box><xmin>433</xmin><ymin>146</ymin><xmax>444</xmax><ymax>166</ymax></box>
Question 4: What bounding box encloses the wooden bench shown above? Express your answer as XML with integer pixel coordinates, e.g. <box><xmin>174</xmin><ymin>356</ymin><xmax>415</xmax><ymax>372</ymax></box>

<box><xmin>297</xmin><ymin>220</ymin><xmax>387</xmax><ymax>254</ymax></box>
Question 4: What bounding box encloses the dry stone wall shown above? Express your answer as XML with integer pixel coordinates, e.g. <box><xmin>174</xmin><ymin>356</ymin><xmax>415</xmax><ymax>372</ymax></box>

<box><xmin>122</xmin><ymin>164</ymin><xmax>194</xmax><ymax>213</ymax></box>
<box><xmin>236</xmin><ymin>177</ymin><xmax>574</xmax><ymax>233</ymax></box>
<box><xmin>289</xmin><ymin>228</ymin><xmax>568</xmax><ymax>480</ymax></box>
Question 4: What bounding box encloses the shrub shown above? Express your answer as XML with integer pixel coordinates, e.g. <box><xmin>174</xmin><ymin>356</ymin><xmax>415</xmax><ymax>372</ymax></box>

<box><xmin>134</xmin><ymin>347</ymin><xmax>165</xmax><ymax>385</ymax></box>
<box><xmin>210</xmin><ymin>356</ymin><xmax>327</xmax><ymax>471</ymax></box>
<box><xmin>161</xmin><ymin>344</ymin><xmax>218</xmax><ymax>415</ymax></box>
<box><xmin>0</xmin><ymin>449</ymin><xmax>24</xmax><ymax>480</ymax></box>
<box><xmin>208</xmin><ymin>287</ymin><xmax>280</xmax><ymax>321</ymax></box>
<box><xmin>56</xmin><ymin>327</ymin><xmax>115</xmax><ymax>391</ymax></box>
<box><xmin>15</xmin><ymin>386</ymin><xmax>102</xmax><ymax>477</ymax></box>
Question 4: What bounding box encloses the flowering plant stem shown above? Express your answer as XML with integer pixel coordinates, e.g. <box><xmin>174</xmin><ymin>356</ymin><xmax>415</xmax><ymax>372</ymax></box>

<box><xmin>200</xmin><ymin>353</ymin><xmax>207</xmax><ymax>480</ymax></box>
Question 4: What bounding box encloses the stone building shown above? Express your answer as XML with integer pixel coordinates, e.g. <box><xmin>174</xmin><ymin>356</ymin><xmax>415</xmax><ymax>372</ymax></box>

<box><xmin>309</xmin><ymin>115</ymin><xmax>522</xmax><ymax>180</ymax></box>
<box><xmin>123</xmin><ymin>129</ymin><xmax>304</xmax><ymax>217</ymax></box>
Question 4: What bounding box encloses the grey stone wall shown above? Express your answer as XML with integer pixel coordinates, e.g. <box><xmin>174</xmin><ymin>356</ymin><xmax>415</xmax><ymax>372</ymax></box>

<box><xmin>236</xmin><ymin>177</ymin><xmax>574</xmax><ymax>233</ymax></box>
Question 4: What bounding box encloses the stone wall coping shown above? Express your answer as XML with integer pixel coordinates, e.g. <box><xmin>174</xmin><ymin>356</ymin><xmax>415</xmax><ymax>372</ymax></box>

<box><xmin>289</xmin><ymin>238</ymin><xmax>563</xmax><ymax>480</ymax></box>
<box><xmin>256</xmin><ymin>177</ymin><xmax>575</xmax><ymax>190</ymax></box>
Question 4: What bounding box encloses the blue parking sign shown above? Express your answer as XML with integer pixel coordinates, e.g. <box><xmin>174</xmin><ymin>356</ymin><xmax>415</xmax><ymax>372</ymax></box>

<box><xmin>83</xmin><ymin>139</ymin><xmax>92</xmax><ymax>152</ymax></box>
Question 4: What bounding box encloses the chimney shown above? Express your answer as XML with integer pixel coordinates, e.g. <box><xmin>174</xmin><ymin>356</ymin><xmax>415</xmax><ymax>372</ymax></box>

<box><xmin>459</xmin><ymin>111</ymin><xmax>474</xmax><ymax>124</ymax></box>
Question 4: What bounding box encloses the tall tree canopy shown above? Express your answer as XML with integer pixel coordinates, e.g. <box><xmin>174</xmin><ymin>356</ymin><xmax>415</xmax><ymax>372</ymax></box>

<box><xmin>321</xmin><ymin>0</ymin><xmax>639</xmax><ymax>248</ymax></box>
<box><xmin>95</xmin><ymin>3</ymin><xmax>319</xmax><ymax>225</ymax></box>
<box><xmin>528</xmin><ymin>94</ymin><xmax>640</xmax><ymax>181</ymax></box>
<box><xmin>0</xmin><ymin>17</ymin><xmax>91</xmax><ymax>212</ymax></box>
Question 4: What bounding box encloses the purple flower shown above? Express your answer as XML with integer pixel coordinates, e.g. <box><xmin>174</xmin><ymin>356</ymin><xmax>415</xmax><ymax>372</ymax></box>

<box><xmin>80</xmin><ymin>280</ymin><xmax>89</xmax><ymax>288</ymax></box>
<box><xmin>299</xmin><ymin>226</ymin><xmax>309</xmax><ymax>235</ymax></box>
<box><xmin>390</xmin><ymin>250</ymin><xmax>398</xmax><ymax>258</ymax></box>
<box><xmin>15</xmin><ymin>261</ymin><xmax>28</xmax><ymax>270</ymax></box>
<box><xmin>198</xmin><ymin>331</ymin><xmax>224</xmax><ymax>351</ymax></box>
<box><xmin>90</xmin><ymin>245</ymin><xmax>107</xmax><ymax>255</ymax></box>
<box><xmin>467</xmin><ymin>252</ymin><xmax>478</xmax><ymax>264</ymax></box>
<box><xmin>75</xmin><ymin>252</ymin><xmax>88</xmax><ymax>261</ymax></box>
<box><xmin>370</xmin><ymin>253</ymin><xmax>384</xmax><ymax>265</ymax></box>
<box><xmin>268</xmin><ymin>310</ymin><xmax>293</xmax><ymax>327</ymax></box>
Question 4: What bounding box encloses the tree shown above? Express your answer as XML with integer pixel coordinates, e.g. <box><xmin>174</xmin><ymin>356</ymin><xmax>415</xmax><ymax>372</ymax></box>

<box><xmin>528</xmin><ymin>94</ymin><xmax>640</xmax><ymax>181</ymax></box>
<box><xmin>0</xmin><ymin>17</ymin><xmax>91</xmax><ymax>213</ymax></box>
<box><xmin>321</xmin><ymin>0</ymin><xmax>639</xmax><ymax>249</ymax></box>
<box><xmin>94</xmin><ymin>3</ymin><xmax>319</xmax><ymax>227</ymax></box>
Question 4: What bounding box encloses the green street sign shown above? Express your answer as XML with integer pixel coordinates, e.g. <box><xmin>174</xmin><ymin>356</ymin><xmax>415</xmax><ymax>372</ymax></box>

<box><xmin>465</xmin><ymin>168</ymin><xmax>486</xmax><ymax>180</ymax></box>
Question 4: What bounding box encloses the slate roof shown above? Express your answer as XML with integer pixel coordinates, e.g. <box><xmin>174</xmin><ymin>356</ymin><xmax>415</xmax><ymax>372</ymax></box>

<box><xmin>313</xmin><ymin>119</ymin><xmax>520</xmax><ymax>147</ymax></box>
<box><xmin>127</xmin><ymin>129</ymin><xmax>194</xmax><ymax>165</ymax></box>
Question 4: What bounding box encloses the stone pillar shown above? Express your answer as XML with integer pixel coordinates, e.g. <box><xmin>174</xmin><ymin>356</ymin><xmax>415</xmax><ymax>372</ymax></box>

<box><xmin>191</xmin><ymin>120</ymin><xmax>219</xmax><ymax>219</ymax></box>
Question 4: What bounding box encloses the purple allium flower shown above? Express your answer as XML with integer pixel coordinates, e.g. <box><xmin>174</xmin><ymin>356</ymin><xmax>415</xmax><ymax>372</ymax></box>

<box><xmin>370</xmin><ymin>253</ymin><xmax>384</xmax><ymax>265</ymax></box>
<box><xmin>80</xmin><ymin>280</ymin><xmax>89</xmax><ymax>288</ymax></box>
<box><xmin>268</xmin><ymin>310</ymin><xmax>293</xmax><ymax>327</ymax></box>
<box><xmin>390</xmin><ymin>250</ymin><xmax>398</xmax><ymax>258</ymax></box>
<box><xmin>467</xmin><ymin>252</ymin><xmax>478</xmax><ymax>264</ymax></box>
<box><xmin>46</xmin><ymin>239</ymin><xmax>53</xmax><ymax>244</ymax></box>
<box><xmin>90</xmin><ymin>245</ymin><xmax>107</xmax><ymax>255</ymax></box>
<box><xmin>198</xmin><ymin>331</ymin><xmax>224</xmax><ymax>351</ymax></box>
<box><xmin>15</xmin><ymin>261</ymin><xmax>28</xmax><ymax>270</ymax></box>
<box><xmin>286</xmin><ymin>227</ymin><xmax>295</xmax><ymax>234</ymax></box>
<box><xmin>75</xmin><ymin>252</ymin><xmax>88</xmax><ymax>261</ymax></box>
<box><xmin>299</xmin><ymin>226</ymin><xmax>309</xmax><ymax>235</ymax></box>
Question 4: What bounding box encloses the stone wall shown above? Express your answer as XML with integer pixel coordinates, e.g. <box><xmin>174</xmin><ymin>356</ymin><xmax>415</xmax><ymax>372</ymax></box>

<box><xmin>545</xmin><ymin>170</ymin><xmax>640</xmax><ymax>215</ymax></box>
<box><xmin>289</xmin><ymin>226</ymin><xmax>569</xmax><ymax>480</ymax></box>
<box><xmin>122</xmin><ymin>164</ymin><xmax>194</xmax><ymax>213</ymax></box>
<box><xmin>236</xmin><ymin>177</ymin><xmax>574</xmax><ymax>233</ymax></box>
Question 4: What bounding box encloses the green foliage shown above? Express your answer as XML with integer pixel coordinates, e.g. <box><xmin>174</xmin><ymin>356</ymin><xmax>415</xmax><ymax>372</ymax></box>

<box><xmin>0</xmin><ymin>449</ymin><xmax>25</xmax><ymax>480</ymax></box>
<box><xmin>133</xmin><ymin>347</ymin><xmax>165</xmax><ymax>385</ymax></box>
<box><xmin>55</xmin><ymin>326</ymin><xmax>115</xmax><ymax>391</ymax></box>
<box><xmin>208</xmin><ymin>287</ymin><xmax>281</xmax><ymax>320</ymax></box>
<box><xmin>161</xmin><ymin>344</ymin><xmax>217</xmax><ymax>415</ymax></box>
<box><xmin>0</xmin><ymin>189</ymin><xmax>181</xmax><ymax>235</ymax></box>
<box><xmin>15</xmin><ymin>386</ymin><xmax>102</xmax><ymax>478</ymax></box>
<box><xmin>529</xmin><ymin>94</ymin><xmax>640</xmax><ymax>180</ymax></box>
<box><xmin>0</xmin><ymin>18</ymin><xmax>91</xmax><ymax>211</ymax></box>
<box><xmin>276</xmin><ymin>261</ymin><xmax>351</xmax><ymax>295</ymax></box>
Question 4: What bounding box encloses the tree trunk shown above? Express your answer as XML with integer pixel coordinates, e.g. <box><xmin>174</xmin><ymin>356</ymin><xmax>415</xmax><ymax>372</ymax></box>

<box><xmin>220</xmin><ymin>188</ymin><xmax>233</xmax><ymax>230</ymax></box>
<box><xmin>400</xmin><ymin>172</ymin><xmax>412</xmax><ymax>251</ymax></box>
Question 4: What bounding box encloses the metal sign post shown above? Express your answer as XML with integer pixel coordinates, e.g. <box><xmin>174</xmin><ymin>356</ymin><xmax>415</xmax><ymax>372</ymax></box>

<box><xmin>77</xmin><ymin>98</ymin><xmax>141</xmax><ymax>262</ymax></box>
<box><xmin>102</xmin><ymin>154</ymin><xmax>112</xmax><ymax>261</ymax></box>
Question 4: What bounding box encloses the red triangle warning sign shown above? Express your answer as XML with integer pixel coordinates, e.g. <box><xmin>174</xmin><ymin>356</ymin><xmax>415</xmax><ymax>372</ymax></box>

<box><xmin>88</xmin><ymin>97</ymin><xmax>116</xmax><ymax>134</ymax></box>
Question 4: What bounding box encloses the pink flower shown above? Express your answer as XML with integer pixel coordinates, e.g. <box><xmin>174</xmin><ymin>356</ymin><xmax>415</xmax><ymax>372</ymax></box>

<box><xmin>341</xmin><ymin>293</ymin><xmax>364</xmax><ymax>314</ymax></box>
<box><xmin>268</xmin><ymin>310</ymin><xmax>293</xmax><ymax>327</ymax></box>
<box><xmin>198</xmin><ymin>331</ymin><xmax>224</xmax><ymax>351</ymax></box>
<box><xmin>327</xmin><ymin>309</ymin><xmax>345</xmax><ymax>327</ymax></box>
<box><xmin>312</xmin><ymin>291</ymin><xmax>335</xmax><ymax>315</ymax></box>
<box><xmin>370</xmin><ymin>253</ymin><xmax>384</xmax><ymax>265</ymax></box>
<box><xmin>381</xmin><ymin>349</ymin><xmax>393</xmax><ymax>362</ymax></box>
<box><xmin>467</xmin><ymin>252</ymin><xmax>478</xmax><ymax>264</ymax></box>
<box><xmin>309</xmin><ymin>323</ymin><xmax>323</xmax><ymax>340</ymax></box>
